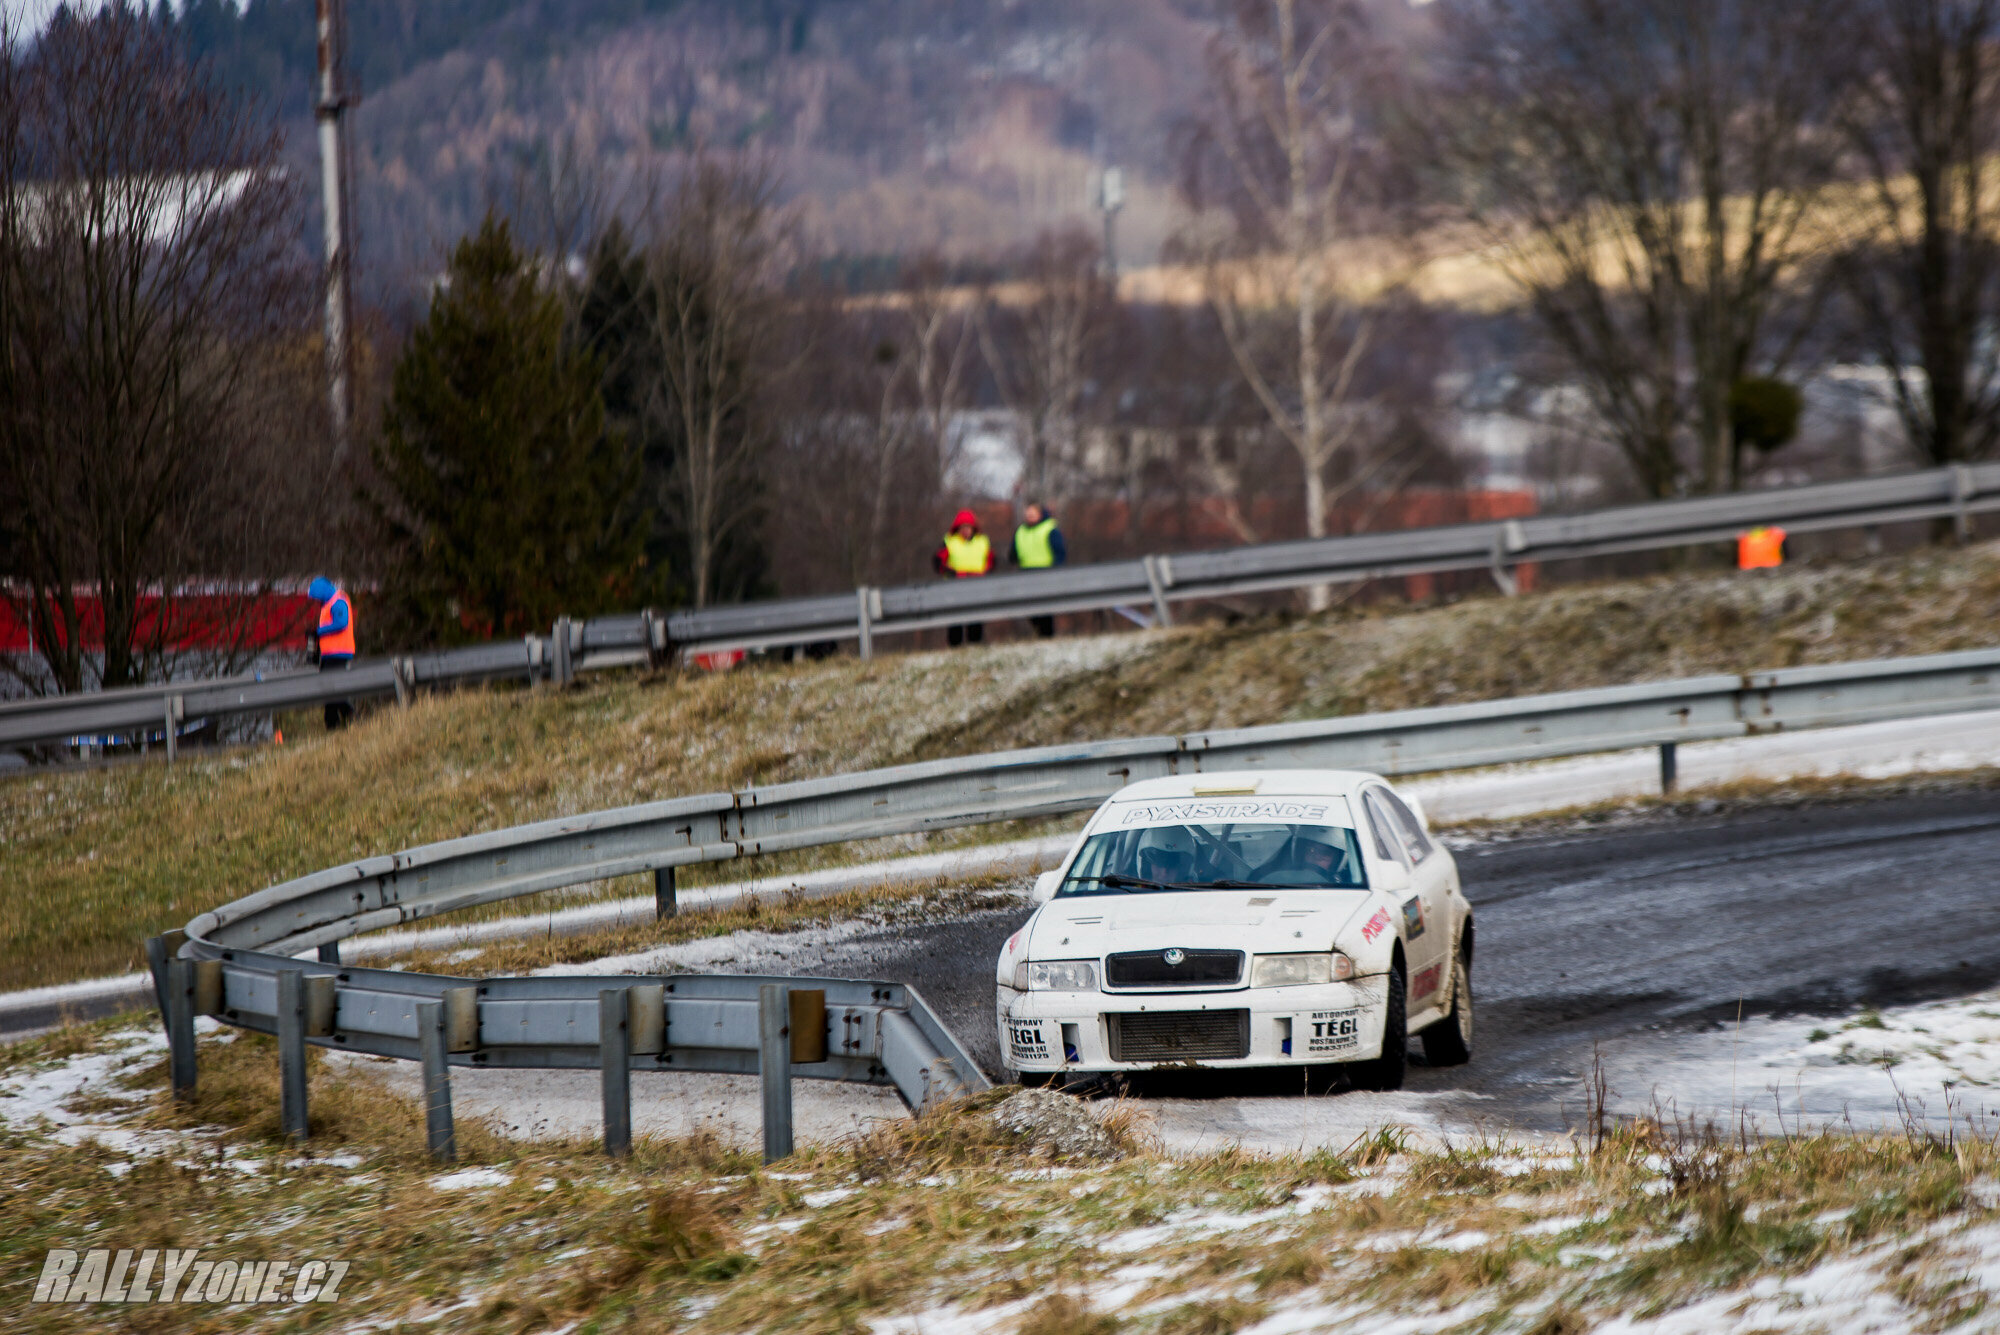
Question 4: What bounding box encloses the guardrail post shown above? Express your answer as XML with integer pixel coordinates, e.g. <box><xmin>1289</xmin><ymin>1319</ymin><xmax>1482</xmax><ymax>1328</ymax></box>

<box><xmin>415</xmin><ymin>1000</ymin><xmax>455</xmax><ymax>1162</ymax></box>
<box><xmin>641</xmin><ymin>610</ymin><xmax>665</xmax><ymax>669</ymax></box>
<box><xmin>856</xmin><ymin>586</ymin><xmax>874</xmax><ymax>660</ymax></box>
<box><xmin>599</xmin><ymin>988</ymin><xmax>632</xmax><ymax>1158</ymax></box>
<box><xmin>1489</xmin><ymin>523</ymin><xmax>1522</xmax><ymax>597</ymax></box>
<box><xmin>145</xmin><ymin>935</ymin><xmax>199</xmax><ymax>1102</ymax></box>
<box><xmin>758</xmin><ymin>983</ymin><xmax>794</xmax><ymax>1162</ymax></box>
<box><xmin>316</xmin><ymin>942</ymin><xmax>340</xmax><ymax>964</ymax></box>
<box><xmin>654</xmin><ymin>866</ymin><xmax>677</xmax><ymax>920</ymax></box>
<box><xmin>391</xmin><ymin>656</ymin><xmax>413</xmax><ymax>708</ymax></box>
<box><xmin>163</xmin><ymin>694</ymin><xmax>183</xmax><ymax>764</ymax></box>
<box><xmin>144</xmin><ymin>934</ymin><xmax>170</xmax><ymax>1030</ymax></box>
<box><xmin>1659</xmin><ymin>742</ymin><xmax>1678</xmax><ymax>796</ymax></box>
<box><xmin>1954</xmin><ymin>463</ymin><xmax>1974</xmax><ymax>543</ymax></box>
<box><xmin>552</xmin><ymin>617</ymin><xmax>575</xmax><ymax>686</ymax></box>
<box><xmin>277</xmin><ymin>969</ymin><xmax>309</xmax><ymax>1141</ymax></box>
<box><xmin>1142</xmin><ymin>557</ymin><xmax>1173</xmax><ymax>628</ymax></box>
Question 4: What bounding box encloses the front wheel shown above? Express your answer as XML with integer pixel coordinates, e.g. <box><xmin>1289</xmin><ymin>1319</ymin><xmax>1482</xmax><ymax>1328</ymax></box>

<box><xmin>1421</xmin><ymin>950</ymin><xmax>1474</xmax><ymax>1067</ymax></box>
<box><xmin>1347</xmin><ymin>962</ymin><xmax>1407</xmax><ymax>1091</ymax></box>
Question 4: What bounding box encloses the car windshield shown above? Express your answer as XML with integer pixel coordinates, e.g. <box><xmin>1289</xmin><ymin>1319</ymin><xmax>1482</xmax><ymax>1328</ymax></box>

<box><xmin>1057</xmin><ymin>822</ymin><xmax>1370</xmax><ymax>896</ymax></box>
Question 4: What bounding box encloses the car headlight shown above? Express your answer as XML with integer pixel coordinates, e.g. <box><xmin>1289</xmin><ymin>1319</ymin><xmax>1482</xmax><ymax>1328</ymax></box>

<box><xmin>1251</xmin><ymin>953</ymin><xmax>1351</xmax><ymax>987</ymax></box>
<box><xmin>1026</xmin><ymin>960</ymin><xmax>1098</xmax><ymax>992</ymax></box>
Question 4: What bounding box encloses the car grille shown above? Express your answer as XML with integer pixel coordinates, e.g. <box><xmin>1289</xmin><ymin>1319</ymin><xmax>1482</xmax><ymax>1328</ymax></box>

<box><xmin>1108</xmin><ymin>1009</ymin><xmax>1251</xmax><ymax>1063</ymax></box>
<box><xmin>1104</xmin><ymin>948</ymin><xmax>1244</xmax><ymax>988</ymax></box>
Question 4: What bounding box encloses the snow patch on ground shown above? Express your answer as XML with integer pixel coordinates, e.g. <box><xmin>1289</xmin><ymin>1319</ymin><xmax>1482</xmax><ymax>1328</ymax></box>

<box><xmin>1598</xmin><ymin>983</ymin><xmax>2000</xmax><ymax>1133</ymax></box>
<box><xmin>430</xmin><ymin>1167</ymin><xmax>513</xmax><ymax>1191</ymax></box>
<box><xmin>0</xmin><ymin>1025</ymin><xmax>182</xmax><ymax>1159</ymax></box>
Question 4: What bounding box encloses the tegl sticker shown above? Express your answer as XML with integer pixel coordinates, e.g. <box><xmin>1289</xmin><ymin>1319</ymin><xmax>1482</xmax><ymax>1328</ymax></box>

<box><xmin>1007</xmin><ymin>1021</ymin><xmax>1053</xmax><ymax>1064</ymax></box>
<box><xmin>1304</xmin><ymin>1008</ymin><xmax>1361</xmax><ymax>1055</ymax></box>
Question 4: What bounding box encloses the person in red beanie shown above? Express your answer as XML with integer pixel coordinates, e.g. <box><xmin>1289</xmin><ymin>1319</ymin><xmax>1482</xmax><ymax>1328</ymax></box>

<box><xmin>932</xmin><ymin>508</ymin><xmax>993</xmax><ymax>646</ymax></box>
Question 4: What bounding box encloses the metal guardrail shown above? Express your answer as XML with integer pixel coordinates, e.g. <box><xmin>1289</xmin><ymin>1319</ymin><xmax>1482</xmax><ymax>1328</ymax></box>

<box><xmin>14</xmin><ymin>462</ymin><xmax>2000</xmax><ymax>754</ymax></box>
<box><xmin>152</xmin><ymin>642</ymin><xmax>2000</xmax><ymax>1160</ymax></box>
<box><xmin>662</xmin><ymin>461</ymin><xmax>2000</xmax><ymax>655</ymax></box>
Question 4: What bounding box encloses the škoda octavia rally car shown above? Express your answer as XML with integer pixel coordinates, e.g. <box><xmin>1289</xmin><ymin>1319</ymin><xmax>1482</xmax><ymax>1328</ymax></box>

<box><xmin>994</xmin><ymin>770</ymin><xmax>1472</xmax><ymax>1090</ymax></box>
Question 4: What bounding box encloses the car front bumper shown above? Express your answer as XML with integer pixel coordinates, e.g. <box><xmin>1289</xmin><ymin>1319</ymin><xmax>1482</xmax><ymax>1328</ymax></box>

<box><xmin>996</xmin><ymin>977</ymin><xmax>1391</xmax><ymax>1073</ymax></box>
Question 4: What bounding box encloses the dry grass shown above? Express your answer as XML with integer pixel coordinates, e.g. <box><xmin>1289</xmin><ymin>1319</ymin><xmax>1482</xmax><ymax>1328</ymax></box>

<box><xmin>7</xmin><ymin>540</ymin><xmax>2000</xmax><ymax>993</ymax></box>
<box><xmin>7</xmin><ymin>1008</ymin><xmax>2000</xmax><ymax>1333</ymax></box>
<box><xmin>0</xmin><ymin>638</ymin><xmax>1137</xmax><ymax>991</ymax></box>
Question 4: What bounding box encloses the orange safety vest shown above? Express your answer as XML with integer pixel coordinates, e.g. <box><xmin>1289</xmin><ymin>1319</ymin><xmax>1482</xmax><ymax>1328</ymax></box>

<box><xmin>943</xmin><ymin>531</ymin><xmax>991</xmax><ymax>577</ymax></box>
<box><xmin>317</xmin><ymin>587</ymin><xmax>356</xmax><ymax>657</ymax></box>
<box><xmin>1737</xmin><ymin>526</ymin><xmax>1786</xmax><ymax>571</ymax></box>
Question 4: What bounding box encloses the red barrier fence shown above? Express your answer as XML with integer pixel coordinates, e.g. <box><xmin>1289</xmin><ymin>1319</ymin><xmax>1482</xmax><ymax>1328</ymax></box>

<box><xmin>0</xmin><ymin>587</ymin><xmax>318</xmax><ymax>656</ymax></box>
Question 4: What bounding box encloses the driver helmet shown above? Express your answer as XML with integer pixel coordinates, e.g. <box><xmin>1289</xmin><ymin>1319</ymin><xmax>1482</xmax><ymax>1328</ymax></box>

<box><xmin>1294</xmin><ymin>832</ymin><xmax>1345</xmax><ymax>875</ymax></box>
<box><xmin>1138</xmin><ymin>826</ymin><xmax>1198</xmax><ymax>883</ymax></box>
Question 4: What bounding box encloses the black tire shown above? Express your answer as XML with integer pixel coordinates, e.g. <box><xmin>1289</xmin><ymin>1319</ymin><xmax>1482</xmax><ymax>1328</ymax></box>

<box><xmin>1421</xmin><ymin>949</ymin><xmax>1474</xmax><ymax>1067</ymax></box>
<box><xmin>1348</xmin><ymin>961</ymin><xmax>1408</xmax><ymax>1091</ymax></box>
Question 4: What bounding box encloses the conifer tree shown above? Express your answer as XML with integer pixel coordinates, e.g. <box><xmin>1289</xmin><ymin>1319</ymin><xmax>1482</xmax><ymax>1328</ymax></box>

<box><xmin>373</xmin><ymin>214</ymin><xmax>644</xmax><ymax>643</ymax></box>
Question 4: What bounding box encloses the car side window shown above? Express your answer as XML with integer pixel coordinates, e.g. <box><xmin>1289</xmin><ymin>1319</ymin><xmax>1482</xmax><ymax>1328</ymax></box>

<box><xmin>1380</xmin><ymin>789</ymin><xmax>1434</xmax><ymax>864</ymax></box>
<box><xmin>1363</xmin><ymin>792</ymin><xmax>1409</xmax><ymax>867</ymax></box>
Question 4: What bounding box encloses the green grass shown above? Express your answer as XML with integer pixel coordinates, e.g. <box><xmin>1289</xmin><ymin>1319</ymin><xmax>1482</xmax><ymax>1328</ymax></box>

<box><xmin>8</xmin><ymin>538</ymin><xmax>2000</xmax><ymax>992</ymax></box>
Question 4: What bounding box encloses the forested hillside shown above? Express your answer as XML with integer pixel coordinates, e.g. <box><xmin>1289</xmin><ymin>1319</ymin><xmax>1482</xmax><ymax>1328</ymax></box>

<box><xmin>164</xmin><ymin>0</ymin><xmax>1234</xmax><ymax>295</ymax></box>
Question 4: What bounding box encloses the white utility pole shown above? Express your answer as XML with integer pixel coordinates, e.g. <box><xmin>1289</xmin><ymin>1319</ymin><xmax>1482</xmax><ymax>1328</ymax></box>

<box><xmin>1097</xmin><ymin>166</ymin><xmax>1125</xmax><ymax>276</ymax></box>
<box><xmin>315</xmin><ymin>0</ymin><xmax>356</xmax><ymax>458</ymax></box>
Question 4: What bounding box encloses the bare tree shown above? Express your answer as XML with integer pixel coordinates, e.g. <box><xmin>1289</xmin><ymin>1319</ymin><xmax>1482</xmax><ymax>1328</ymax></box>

<box><xmin>1178</xmin><ymin>0</ymin><xmax>1410</xmax><ymax>608</ymax></box>
<box><xmin>768</xmin><ymin>267</ymin><xmax>970</xmax><ymax>593</ymax></box>
<box><xmin>1431</xmin><ymin>0</ymin><xmax>1849</xmax><ymax>498</ymax></box>
<box><xmin>0</xmin><ymin>8</ymin><xmax>315</xmax><ymax>693</ymax></box>
<box><xmin>1839</xmin><ymin>0</ymin><xmax>2000</xmax><ymax>469</ymax></box>
<box><xmin>638</xmin><ymin>157</ymin><xmax>793</xmax><ymax>608</ymax></box>
<box><xmin>979</xmin><ymin>230</ymin><xmax>1117</xmax><ymax>503</ymax></box>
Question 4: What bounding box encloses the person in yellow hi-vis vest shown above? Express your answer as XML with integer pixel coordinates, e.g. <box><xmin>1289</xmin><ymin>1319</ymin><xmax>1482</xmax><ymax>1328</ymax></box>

<box><xmin>1737</xmin><ymin>525</ymin><xmax>1787</xmax><ymax>572</ymax></box>
<box><xmin>1008</xmin><ymin>501</ymin><xmax>1067</xmax><ymax>638</ymax></box>
<box><xmin>932</xmin><ymin>508</ymin><xmax>992</xmax><ymax>646</ymax></box>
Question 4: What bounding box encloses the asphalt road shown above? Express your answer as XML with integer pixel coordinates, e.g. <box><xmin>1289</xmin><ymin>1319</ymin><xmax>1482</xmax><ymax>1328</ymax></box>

<box><xmin>16</xmin><ymin>788</ymin><xmax>1999</xmax><ymax>1135</ymax></box>
<box><xmin>832</xmin><ymin>788</ymin><xmax>2000</xmax><ymax>1129</ymax></box>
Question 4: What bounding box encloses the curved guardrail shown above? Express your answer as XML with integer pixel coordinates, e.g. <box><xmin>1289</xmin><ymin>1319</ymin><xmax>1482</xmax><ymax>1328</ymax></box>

<box><xmin>151</xmin><ymin>642</ymin><xmax>2000</xmax><ymax>1160</ymax></box>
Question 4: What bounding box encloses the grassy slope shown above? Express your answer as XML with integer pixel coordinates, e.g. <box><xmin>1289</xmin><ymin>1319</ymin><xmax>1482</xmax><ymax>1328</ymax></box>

<box><xmin>6</xmin><ymin>543</ymin><xmax>2000</xmax><ymax>992</ymax></box>
<box><xmin>3</xmin><ymin>1015</ymin><xmax>1991</xmax><ymax>1334</ymax></box>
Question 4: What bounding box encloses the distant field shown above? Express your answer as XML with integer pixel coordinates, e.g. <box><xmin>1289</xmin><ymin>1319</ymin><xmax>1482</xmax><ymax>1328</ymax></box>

<box><xmin>4</xmin><ymin>539</ymin><xmax>2000</xmax><ymax>992</ymax></box>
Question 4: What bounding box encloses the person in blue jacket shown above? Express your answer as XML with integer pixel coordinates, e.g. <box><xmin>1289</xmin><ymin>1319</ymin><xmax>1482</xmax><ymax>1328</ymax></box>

<box><xmin>308</xmin><ymin>577</ymin><xmax>355</xmax><ymax>729</ymax></box>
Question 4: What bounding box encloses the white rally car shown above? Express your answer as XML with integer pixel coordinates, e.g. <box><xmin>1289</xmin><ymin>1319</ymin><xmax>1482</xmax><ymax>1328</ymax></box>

<box><xmin>994</xmin><ymin>770</ymin><xmax>1472</xmax><ymax>1090</ymax></box>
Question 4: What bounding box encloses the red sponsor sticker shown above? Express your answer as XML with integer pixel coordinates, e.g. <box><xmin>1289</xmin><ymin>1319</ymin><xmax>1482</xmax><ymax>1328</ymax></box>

<box><xmin>1360</xmin><ymin>908</ymin><xmax>1391</xmax><ymax>943</ymax></box>
<box><xmin>1413</xmin><ymin>963</ymin><xmax>1443</xmax><ymax>998</ymax></box>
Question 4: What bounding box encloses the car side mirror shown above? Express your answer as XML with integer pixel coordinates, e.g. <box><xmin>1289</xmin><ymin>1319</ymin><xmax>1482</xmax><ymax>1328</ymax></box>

<box><xmin>1372</xmin><ymin>859</ymin><xmax>1412</xmax><ymax>894</ymax></box>
<box><xmin>1032</xmin><ymin>870</ymin><xmax>1062</xmax><ymax>904</ymax></box>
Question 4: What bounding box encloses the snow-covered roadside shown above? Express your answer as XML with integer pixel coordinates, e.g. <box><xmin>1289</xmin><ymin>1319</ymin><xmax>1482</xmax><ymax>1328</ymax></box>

<box><xmin>1403</xmin><ymin>707</ymin><xmax>2000</xmax><ymax>822</ymax></box>
<box><xmin>9</xmin><ymin>1016</ymin><xmax>2000</xmax><ymax>1334</ymax></box>
<box><xmin>1598</xmin><ymin>985</ymin><xmax>2000</xmax><ymax>1134</ymax></box>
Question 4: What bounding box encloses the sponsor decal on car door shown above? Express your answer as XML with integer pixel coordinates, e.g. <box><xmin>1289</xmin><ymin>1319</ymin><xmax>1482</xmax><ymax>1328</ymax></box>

<box><xmin>1366</xmin><ymin>788</ymin><xmax>1447</xmax><ymax>1010</ymax></box>
<box><xmin>1377</xmin><ymin>786</ymin><xmax>1454</xmax><ymax>1012</ymax></box>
